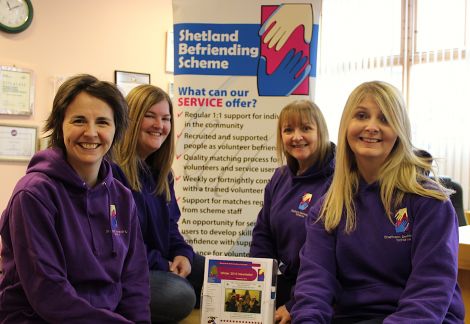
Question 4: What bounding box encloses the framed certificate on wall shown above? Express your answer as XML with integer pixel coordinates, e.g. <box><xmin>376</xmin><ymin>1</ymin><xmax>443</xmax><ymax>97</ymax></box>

<box><xmin>0</xmin><ymin>124</ymin><xmax>37</xmax><ymax>161</ymax></box>
<box><xmin>114</xmin><ymin>70</ymin><xmax>151</xmax><ymax>97</ymax></box>
<box><xmin>0</xmin><ymin>66</ymin><xmax>35</xmax><ymax>115</ymax></box>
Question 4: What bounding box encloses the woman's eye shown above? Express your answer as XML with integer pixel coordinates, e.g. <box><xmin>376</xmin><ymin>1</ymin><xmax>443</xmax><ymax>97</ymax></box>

<box><xmin>355</xmin><ymin>112</ymin><xmax>367</xmax><ymax>120</ymax></box>
<box><xmin>72</xmin><ymin>118</ymin><xmax>85</xmax><ymax>124</ymax></box>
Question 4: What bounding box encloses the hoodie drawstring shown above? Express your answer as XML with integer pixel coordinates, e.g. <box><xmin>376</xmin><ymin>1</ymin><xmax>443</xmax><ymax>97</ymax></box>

<box><xmin>85</xmin><ymin>188</ymin><xmax>98</xmax><ymax>255</ymax></box>
<box><xmin>104</xmin><ymin>181</ymin><xmax>117</xmax><ymax>257</ymax></box>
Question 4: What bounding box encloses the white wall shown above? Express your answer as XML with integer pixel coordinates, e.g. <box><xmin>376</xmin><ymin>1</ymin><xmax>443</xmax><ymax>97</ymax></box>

<box><xmin>0</xmin><ymin>0</ymin><xmax>174</xmax><ymax>210</ymax></box>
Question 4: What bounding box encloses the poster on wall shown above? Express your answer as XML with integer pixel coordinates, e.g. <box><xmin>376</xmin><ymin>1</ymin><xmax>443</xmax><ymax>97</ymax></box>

<box><xmin>172</xmin><ymin>0</ymin><xmax>322</xmax><ymax>257</ymax></box>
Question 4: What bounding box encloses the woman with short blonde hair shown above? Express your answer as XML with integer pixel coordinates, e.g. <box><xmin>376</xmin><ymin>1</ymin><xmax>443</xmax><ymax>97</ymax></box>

<box><xmin>251</xmin><ymin>99</ymin><xmax>335</xmax><ymax>324</ymax></box>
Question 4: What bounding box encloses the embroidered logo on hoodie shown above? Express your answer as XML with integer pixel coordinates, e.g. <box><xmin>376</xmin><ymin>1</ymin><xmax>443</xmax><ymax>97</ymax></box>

<box><xmin>298</xmin><ymin>193</ymin><xmax>313</xmax><ymax>211</ymax></box>
<box><xmin>291</xmin><ymin>192</ymin><xmax>313</xmax><ymax>218</ymax></box>
<box><xmin>394</xmin><ymin>208</ymin><xmax>410</xmax><ymax>233</ymax></box>
<box><xmin>384</xmin><ymin>208</ymin><xmax>411</xmax><ymax>242</ymax></box>
<box><xmin>110</xmin><ymin>204</ymin><xmax>118</xmax><ymax>230</ymax></box>
<box><xmin>107</xmin><ymin>204</ymin><xmax>128</xmax><ymax>236</ymax></box>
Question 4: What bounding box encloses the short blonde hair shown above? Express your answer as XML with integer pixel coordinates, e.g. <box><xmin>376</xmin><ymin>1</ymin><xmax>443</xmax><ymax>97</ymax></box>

<box><xmin>276</xmin><ymin>99</ymin><xmax>330</xmax><ymax>171</ymax></box>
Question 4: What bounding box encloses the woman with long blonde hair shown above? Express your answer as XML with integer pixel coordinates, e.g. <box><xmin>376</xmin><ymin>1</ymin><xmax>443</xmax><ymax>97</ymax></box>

<box><xmin>291</xmin><ymin>81</ymin><xmax>464</xmax><ymax>323</ymax></box>
<box><xmin>113</xmin><ymin>84</ymin><xmax>204</xmax><ymax>323</ymax></box>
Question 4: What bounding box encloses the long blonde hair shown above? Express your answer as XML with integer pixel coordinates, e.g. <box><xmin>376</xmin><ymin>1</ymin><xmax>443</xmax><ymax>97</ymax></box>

<box><xmin>320</xmin><ymin>81</ymin><xmax>448</xmax><ymax>232</ymax></box>
<box><xmin>113</xmin><ymin>85</ymin><xmax>175</xmax><ymax>201</ymax></box>
<box><xmin>276</xmin><ymin>99</ymin><xmax>330</xmax><ymax>171</ymax></box>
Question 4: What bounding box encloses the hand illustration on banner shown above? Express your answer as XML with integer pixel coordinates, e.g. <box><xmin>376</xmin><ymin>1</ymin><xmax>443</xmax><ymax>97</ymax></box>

<box><xmin>258</xmin><ymin>4</ymin><xmax>313</xmax><ymax>96</ymax></box>
<box><xmin>257</xmin><ymin>49</ymin><xmax>311</xmax><ymax>96</ymax></box>
<box><xmin>259</xmin><ymin>3</ymin><xmax>313</xmax><ymax>51</ymax></box>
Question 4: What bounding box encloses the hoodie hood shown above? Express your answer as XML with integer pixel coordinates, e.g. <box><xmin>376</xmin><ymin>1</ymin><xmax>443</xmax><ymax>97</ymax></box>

<box><xmin>26</xmin><ymin>147</ymin><xmax>114</xmax><ymax>190</ymax></box>
<box><xmin>287</xmin><ymin>142</ymin><xmax>336</xmax><ymax>180</ymax></box>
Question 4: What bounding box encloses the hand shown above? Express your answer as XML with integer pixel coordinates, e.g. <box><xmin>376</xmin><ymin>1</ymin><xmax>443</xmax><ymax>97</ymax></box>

<box><xmin>257</xmin><ymin>49</ymin><xmax>311</xmax><ymax>96</ymax></box>
<box><xmin>275</xmin><ymin>305</ymin><xmax>291</xmax><ymax>324</ymax></box>
<box><xmin>259</xmin><ymin>4</ymin><xmax>313</xmax><ymax>51</ymax></box>
<box><xmin>169</xmin><ymin>255</ymin><xmax>191</xmax><ymax>278</ymax></box>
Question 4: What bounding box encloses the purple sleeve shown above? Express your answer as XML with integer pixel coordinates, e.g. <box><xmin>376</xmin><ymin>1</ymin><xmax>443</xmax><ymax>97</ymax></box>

<box><xmin>112</xmin><ymin>163</ymin><xmax>173</xmax><ymax>271</ymax></box>
<box><xmin>384</xmin><ymin>198</ymin><xmax>460</xmax><ymax>323</ymax></box>
<box><xmin>167</xmin><ymin>182</ymin><xmax>194</xmax><ymax>264</ymax></box>
<box><xmin>10</xmin><ymin>192</ymin><xmax>133</xmax><ymax>323</ymax></box>
<box><xmin>290</xmin><ymin>203</ymin><xmax>339</xmax><ymax>323</ymax></box>
<box><xmin>146</xmin><ymin>245</ymin><xmax>171</xmax><ymax>270</ymax></box>
<box><xmin>249</xmin><ymin>179</ymin><xmax>276</xmax><ymax>258</ymax></box>
<box><xmin>115</xmin><ymin>204</ymin><xmax>151</xmax><ymax>323</ymax></box>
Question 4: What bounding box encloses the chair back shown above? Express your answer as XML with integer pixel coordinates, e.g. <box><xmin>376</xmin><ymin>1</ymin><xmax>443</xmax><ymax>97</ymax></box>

<box><xmin>440</xmin><ymin>177</ymin><xmax>467</xmax><ymax>227</ymax></box>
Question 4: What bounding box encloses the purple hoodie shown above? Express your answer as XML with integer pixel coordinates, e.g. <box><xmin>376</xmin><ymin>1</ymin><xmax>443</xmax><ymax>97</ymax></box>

<box><xmin>112</xmin><ymin>163</ymin><xmax>194</xmax><ymax>271</ymax></box>
<box><xmin>0</xmin><ymin>148</ymin><xmax>150</xmax><ymax>323</ymax></box>
<box><xmin>249</xmin><ymin>145</ymin><xmax>335</xmax><ymax>311</ymax></box>
<box><xmin>291</xmin><ymin>180</ymin><xmax>465</xmax><ymax>323</ymax></box>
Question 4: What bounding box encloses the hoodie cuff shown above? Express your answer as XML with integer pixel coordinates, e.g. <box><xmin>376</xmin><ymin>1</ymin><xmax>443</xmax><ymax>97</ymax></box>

<box><xmin>171</xmin><ymin>248</ymin><xmax>194</xmax><ymax>265</ymax></box>
<box><xmin>284</xmin><ymin>298</ymin><xmax>295</xmax><ymax>312</ymax></box>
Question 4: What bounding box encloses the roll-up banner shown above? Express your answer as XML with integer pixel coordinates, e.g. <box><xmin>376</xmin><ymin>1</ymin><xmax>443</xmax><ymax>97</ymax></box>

<box><xmin>172</xmin><ymin>0</ymin><xmax>322</xmax><ymax>257</ymax></box>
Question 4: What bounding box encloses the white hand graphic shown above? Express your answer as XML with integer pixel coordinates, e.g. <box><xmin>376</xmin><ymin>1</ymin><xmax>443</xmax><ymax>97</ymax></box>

<box><xmin>259</xmin><ymin>4</ymin><xmax>313</xmax><ymax>51</ymax></box>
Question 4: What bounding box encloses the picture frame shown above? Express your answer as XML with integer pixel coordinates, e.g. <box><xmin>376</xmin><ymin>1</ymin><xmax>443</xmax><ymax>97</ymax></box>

<box><xmin>166</xmin><ymin>29</ymin><xmax>174</xmax><ymax>73</ymax></box>
<box><xmin>0</xmin><ymin>124</ymin><xmax>37</xmax><ymax>162</ymax></box>
<box><xmin>114</xmin><ymin>70</ymin><xmax>151</xmax><ymax>97</ymax></box>
<box><xmin>0</xmin><ymin>65</ymin><xmax>35</xmax><ymax>115</ymax></box>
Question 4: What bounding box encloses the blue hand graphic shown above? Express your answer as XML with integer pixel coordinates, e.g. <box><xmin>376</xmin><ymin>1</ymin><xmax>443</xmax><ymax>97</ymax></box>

<box><xmin>257</xmin><ymin>49</ymin><xmax>311</xmax><ymax>96</ymax></box>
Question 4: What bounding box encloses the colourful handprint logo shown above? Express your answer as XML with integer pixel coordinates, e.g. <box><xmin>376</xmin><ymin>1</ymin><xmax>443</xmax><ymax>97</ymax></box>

<box><xmin>257</xmin><ymin>4</ymin><xmax>314</xmax><ymax>96</ymax></box>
